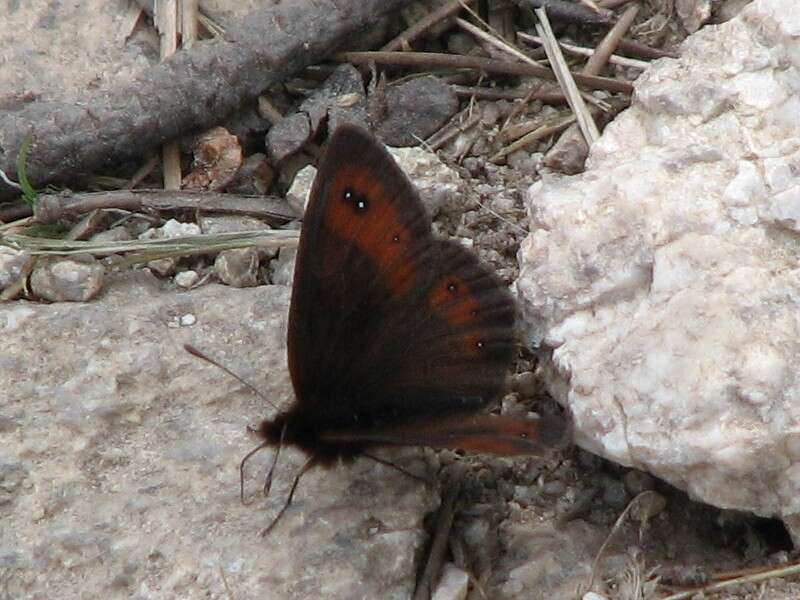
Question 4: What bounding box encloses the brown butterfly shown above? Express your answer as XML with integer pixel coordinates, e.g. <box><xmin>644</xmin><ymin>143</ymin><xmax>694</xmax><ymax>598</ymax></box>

<box><xmin>194</xmin><ymin>124</ymin><xmax>567</xmax><ymax>533</ymax></box>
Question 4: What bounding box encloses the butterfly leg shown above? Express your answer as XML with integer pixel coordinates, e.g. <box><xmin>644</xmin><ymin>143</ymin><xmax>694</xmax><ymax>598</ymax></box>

<box><xmin>262</xmin><ymin>423</ymin><xmax>288</xmax><ymax>498</ymax></box>
<box><xmin>260</xmin><ymin>456</ymin><xmax>316</xmax><ymax>537</ymax></box>
<box><xmin>362</xmin><ymin>452</ymin><xmax>434</xmax><ymax>486</ymax></box>
<box><xmin>239</xmin><ymin>442</ymin><xmax>269</xmax><ymax>506</ymax></box>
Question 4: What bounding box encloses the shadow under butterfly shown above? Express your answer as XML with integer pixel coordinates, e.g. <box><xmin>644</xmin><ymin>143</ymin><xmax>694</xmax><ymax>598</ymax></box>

<box><xmin>188</xmin><ymin>124</ymin><xmax>568</xmax><ymax>535</ymax></box>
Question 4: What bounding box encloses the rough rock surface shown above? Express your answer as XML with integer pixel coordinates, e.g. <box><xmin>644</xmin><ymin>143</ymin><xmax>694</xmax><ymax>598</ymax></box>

<box><xmin>516</xmin><ymin>0</ymin><xmax>800</xmax><ymax>539</ymax></box>
<box><xmin>0</xmin><ymin>273</ymin><xmax>437</xmax><ymax>598</ymax></box>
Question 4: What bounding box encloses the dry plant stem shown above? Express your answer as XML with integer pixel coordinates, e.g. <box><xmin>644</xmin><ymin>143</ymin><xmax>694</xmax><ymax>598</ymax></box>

<box><xmin>338</xmin><ymin>51</ymin><xmax>634</xmax><ymax>94</ymax></box>
<box><xmin>451</xmin><ymin>85</ymin><xmax>567</xmax><ymax>103</ymax></box>
<box><xmin>583</xmin><ymin>491</ymin><xmax>659</xmax><ymax>596</ymax></box>
<box><xmin>618</xmin><ymin>37</ymin><xmax>678</xmax><ymax>59</ymax></box>
<box><xmin>412</xmin><ymin>465</ymin><xmax>464</xmax><ymax>600</ymax></box>
<box><xmin>458</xmin><ymin>3</ymin><xmax>606</xmax><ymax>116</ymax></box>
<box><xmin>180</xmin><ymin>0</ymin><xmax>199</xmax><ymax>45</ymax></box>
<box><xmin>534</xmin><ymin>8</ymin><xmax>599</xmax><ymax>144</ymax></box>
<box><xmin>660</xmin><ymin>561</ymin><xmax>800</xmax><ymax>600</ymax></box>
<box><xmin>0</xmin><ymin>0</ymin><xmax>406</xmax><ymax>201</ymax></box>
<box><xmin>2</xmin><ymin>230</ymin><xmax>299</xmax><ymax>269</ymax></box>
<box><xmin>125</xmin><ymin>153</ymin><xmax>160</xmax><ymax>189</ymax></box>
<box><xmin>157</xmin><ymin>0</ymin><xmax>183</xmax><ymax>191</ymax></box>
<box><xmin>425</xmin><ymin>112</ymin><xmax>481</xmax><ymax>151</ymax></box>
<box><xmin>502</xmin><ymin>89</ymin><xmax>539</xmax><ymax>131</ymax></box>
<box><xmin>517</xmin><ymin>32</ymin><xmax>649</xmax><ymax>70</ymax></box>
<box><xmin>455</xmin><ymin>17</ymin><xmax>541</xmax><ymax>67</ymax></box>
<box><xmin>381</xmin><ymin>0</ymin><xmax>476</xmax><ymax>52</ymax></box>
<box><xmin>490</xmin><ymin>115</ymin><xmax>576</xmax><ymax>162</ymax></box>
<box><xmin>583</xmin><ymin>3</ymin><xmax>640</xmax><ymax>75</ymax></box>
<box><xmin>257</xmin><ymin>96</ymin><xmax>285</xmax><ymax>125</ymax></box>
<box><xmin>31</xmin><ymin>190</ymin><xmax>294</xmax><ymax>226</ymax></box>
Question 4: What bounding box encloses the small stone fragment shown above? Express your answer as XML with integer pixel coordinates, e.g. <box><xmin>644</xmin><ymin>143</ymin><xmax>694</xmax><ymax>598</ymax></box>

<box><xmin>181</xmin><ymin>127</ymin><xmax>243</xmax><ymax>191</ymax></box>
<box><xmin>376</xmin><ymin>76</ymin><xmax>459</xmax><ymax>147</ymax></box>
<box><xmin>431</xmin><ymin>563</ymin><xmax>469</xmax><ymax>600</ymax></box>
<box><xmin>147</xmin><ymin>258</ymin><xmax>176</xmax><ymax>277</ymax></box>
<box><xmin>676</xmin><ymin>0</ymin><xmax>712</xmax><ymax>32</ymax></box>
<box><xmin>174</xmin><ymin>270</ymin><xmax>199</xmax><ymax>289</ymax></box>
<box><xmin>0</xmin><ymin>247</ymin><xmax>30</xmax><ymax>289</ymax></box>
<box><xmin>226</xmin><ymin>152</ymin><xmax>274</xmax><ymax>195</ymax></box>
<box><xmin>630</xmin><ymin>491</ymin><xmax>667</xmax><ymax>522</ymax></box>
<box><xmin>623</xmin><ymin>470</ymin><xmax>656</xmax><ymax>496</ymax></box>
<box><xmin>600</xmin><ymin>476</ymin><xmax>629</xmax><ymax>509</ymax></box>
<box><xmin>270</xmin><ymin>248</ymin><xmax>297</xmax><ymax>286</ymax></box>
<box><xmin>90</xmin><ymin>227</ymin><xmax>132</xmax><ymax>243</ymax></box>
<box><xmin>198</xmin><ymin>215</ymin><xmax>271</xmax><ymax>235</ymax></box>
<box><xmin>285</xmin><ymin>165</ymin><xmax>317</xmax><ymax>216</ymax></box>
<box><xmin>266</xmin><ymin>113</ymin><xmax>312</xmax><ymax>163</ymax></box>
<box><xmin>266</xmin><ymin>65</ymin><xmax>367</xmax><ymax>163</ymax></box>
<box><xmin>0</xmin><ymin>462</ymin><xmax>27</xmax><ymax>508</ymax></box>
<box><xmin>215</xmin><ymin>248</ymin><xmax>259</xmax><ymax>287</ymax></box>
<box><xmin>29</xmin><ymin>255</ymin><xmax>104</xmax><ymax>302</ymax></box>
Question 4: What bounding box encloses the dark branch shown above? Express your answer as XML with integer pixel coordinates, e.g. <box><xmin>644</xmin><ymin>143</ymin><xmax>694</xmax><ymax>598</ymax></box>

<box><xmin>0</xmin><ymin>0</ymin><xmax>405</xmax><ymax>201</ymax></box>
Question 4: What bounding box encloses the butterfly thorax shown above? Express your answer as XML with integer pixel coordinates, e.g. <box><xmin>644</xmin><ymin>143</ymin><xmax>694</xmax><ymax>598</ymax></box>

<box><xmin>258</xmin><ymin>410</ymin><xmax>367</xmax><ymax>466</ymax></box>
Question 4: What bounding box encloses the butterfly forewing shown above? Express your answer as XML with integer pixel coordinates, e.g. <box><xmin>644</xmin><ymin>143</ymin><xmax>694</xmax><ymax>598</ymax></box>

<box><xmin>287</xmin><ymin>124</ymin><xmax>516</xmax><ymax>436</ymax></box>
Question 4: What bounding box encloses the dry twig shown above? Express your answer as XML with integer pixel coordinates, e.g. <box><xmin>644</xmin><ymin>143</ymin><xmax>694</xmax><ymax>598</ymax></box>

<box><xmin>0</xmin><ymin>0</ymin><xmax>406</xmax><ymax>201</ymax></box>
<box><xmin>338</xmin><ymin>51</ymin><xmax>634</xmax><ymax>94</ymax></box>
<box><xmin>517</xmin><ymin>32</ymin><xmax>649</xmax><ymax>70</ymax></box>
<box><xmin>660</xmin><ymin>560</ymin><xmax>800</xmax><ymax>600</ymax></box>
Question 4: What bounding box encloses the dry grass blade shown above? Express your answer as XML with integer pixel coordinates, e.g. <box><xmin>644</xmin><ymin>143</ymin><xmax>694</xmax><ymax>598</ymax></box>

<box><xmin>490</xmin><ymin>114</ymin><xmax>576</xmax><ymax>162</ymax></box>
<box><xmin>1</xmin><ymin>229</ymin><xmax>299</xmax><ymax>262</ymax></box>
<box><xmin>534</xmin><ymin>7</ymin><xmax>600</xmax><ymax>144</ymax></box>
<box><xmin>517</xmin><ymin>31</ymin><xmax>649</xmax><ymax>70</ymax></box>
<box><xmin>660</xmin><ymin>561</ymin><xmax>800</xmax><ymax>600</ymax></box>
<box><xmin>580</xmin><ymin>490</ymin><xmax>660</xmax><ymax>596</ymax></box>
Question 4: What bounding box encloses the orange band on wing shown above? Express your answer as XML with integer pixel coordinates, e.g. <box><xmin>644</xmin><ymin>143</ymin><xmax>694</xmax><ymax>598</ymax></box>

<box><xmin>325</xmin><ymin>165</ymin><xmax>416</xmax><ymax>296</ymax></box>
<box><xmin>428</xmin><ymin>276</ymin><xmax>481</xmax><ymax>327</ymax></box>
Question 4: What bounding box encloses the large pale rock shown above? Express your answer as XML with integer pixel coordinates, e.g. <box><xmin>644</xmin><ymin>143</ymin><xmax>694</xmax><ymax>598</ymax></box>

<box><xmin>0</xmin><ymin>272</ymin><xmax>436</xmax><ymax>598</ymax></box>
<box><xmin>516</xmin><ymin>0</ymin><xmax>800</xmax><ymax>539</ymax></box>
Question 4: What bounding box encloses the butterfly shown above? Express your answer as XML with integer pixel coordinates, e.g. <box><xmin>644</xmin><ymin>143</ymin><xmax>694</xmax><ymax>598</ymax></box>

<box><xmin>206</xmin><ymin>124</ymin><xmax>567</xmax><ymax>533</ymax></box>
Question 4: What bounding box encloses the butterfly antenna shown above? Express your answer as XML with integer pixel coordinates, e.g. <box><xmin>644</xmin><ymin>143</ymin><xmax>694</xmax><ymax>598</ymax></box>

<box><xmin>263</xmin><ymin>423</ymin><xmax>287</xmax><ymax>498</ymax></box>
<box><xmin>184</xmin><ymin>344</ymin><xmax>279</xmax><ymax>411</ymax></box>
<box><xmin>260</xmin><ymin>457</ymin><xmax>316</xmax><ymax>537</ymax></box>
<box><xmin>239</xmin><ymin>442</ymin><xmax>269</xmax><ymax>506</ymax></box>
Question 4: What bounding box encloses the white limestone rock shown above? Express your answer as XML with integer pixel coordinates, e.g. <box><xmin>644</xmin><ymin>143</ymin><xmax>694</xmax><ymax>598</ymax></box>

<box><xmin>516</xmin><ymin>0</ymin><xmax>800</xmax><ymax>539</ymax></box>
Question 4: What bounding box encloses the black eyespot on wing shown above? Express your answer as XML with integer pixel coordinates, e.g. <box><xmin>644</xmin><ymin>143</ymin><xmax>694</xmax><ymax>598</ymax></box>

<box><xmin>343</xmin><ymin>187</ymin><xmax>369</xmax><ymax>212</ymax></box>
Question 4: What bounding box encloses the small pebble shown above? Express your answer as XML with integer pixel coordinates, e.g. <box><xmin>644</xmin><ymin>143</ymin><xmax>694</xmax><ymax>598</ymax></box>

<box><xmin>623</xmin><ymin>469</ymin><xmax>656</xmax><ymax>496</ymax></box>
<box><xmin>148</xmin><ymin>258</ymin><xmax>176</xmax><ymax>277</ymax></box>
<box><xmin>175</xmin><ymin>270</ymin><xmax>199</xmax><ymax>289</ymax></box>
<box><xmin>215</xmin><ymin>248</ymin><xmax>259</xmax><ymax>288</ymax></box>
<box><xmin>30</xmin><ymin>255</ymin><xmax>104</xmax><ymax>302</ymax></box>
<box><xmin>541</xmin><ymin>480</ymin><xmax>565</xmax><ymax>496</ymax></box>
<box><xmin>601</xmin><ymin>477</ymin><xmax>629</xmax><ymax>509</ymax></box>
<box><xmin>286</xmin><ymin>165</ymin><xmax>317</xmax><ymax>216</ymax></box>
<box><xmin>431</xmin><ymin>563</ymin><xmax>469</xmax><ymax>600</ymax></box>
<box><xmin>630</xmin><ymin>491</ymin><xmax>667</xmax><ymax>522</ymax></box>
<box><xmin>180</xmin><ymin>314</ymin><xmax>196</xmax><ymax>327</ymax></box>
